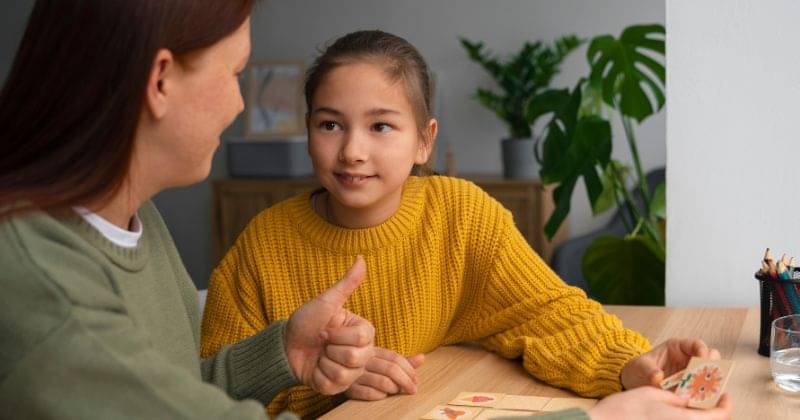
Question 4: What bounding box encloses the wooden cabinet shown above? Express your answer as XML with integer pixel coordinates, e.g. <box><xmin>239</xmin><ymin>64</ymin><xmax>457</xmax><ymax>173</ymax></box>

<box><xmin>212</xmin><ymin>176</ymin><xmax>567</xmax><ymax>264</ymax></box>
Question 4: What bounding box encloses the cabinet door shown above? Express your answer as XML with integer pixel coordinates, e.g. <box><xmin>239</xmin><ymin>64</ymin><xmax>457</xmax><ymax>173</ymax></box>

<box><xmin>473</xmin><ymin>182</ymin><xmax>538</xmax><ymax>248</ymax></box>
<box><xmin>213</xmin><ymin>180</ymin><xmax>318</xmax><ymax>261</ymax></box>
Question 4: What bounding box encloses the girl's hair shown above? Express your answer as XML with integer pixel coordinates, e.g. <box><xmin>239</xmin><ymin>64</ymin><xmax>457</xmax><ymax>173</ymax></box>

<box><xmin>0</xmin><ymin>0</ymin><xmax>255</xmax><ymax>218</ymax></box>
<box><xmin>304</xmin><ymin>30</ymin><xmax>436</xmax><ymax>174</ymax></box>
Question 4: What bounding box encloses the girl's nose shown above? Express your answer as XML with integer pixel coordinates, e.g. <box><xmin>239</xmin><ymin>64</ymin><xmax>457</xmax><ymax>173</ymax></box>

<box><xmin>339</xmin><ymin>131</ymin><xmax>368</xmax><ymax>164</ymax></box>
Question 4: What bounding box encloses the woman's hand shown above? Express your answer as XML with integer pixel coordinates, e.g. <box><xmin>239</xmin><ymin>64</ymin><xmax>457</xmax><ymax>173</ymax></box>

<box><xmin>345</xmin><ymin>347</ymin><xmax>425</xmax><ymax>400</ymax></box>
<box><xmin>284</xmin><ymin>256</ymin><xmax>376</xmax><ymax>395</ymax></box>
<box><xmin>589</xmin><ymin>387</ymin><xmax>731</xmax><ymax>420</ymax></box>
<box><xmin>621</xmin><ymin>338</ymin><xmax>721</xmax><ymax>389</ymax></box>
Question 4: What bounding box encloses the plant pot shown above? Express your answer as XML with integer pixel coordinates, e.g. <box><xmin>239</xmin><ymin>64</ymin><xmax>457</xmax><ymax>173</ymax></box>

<box><xmin>501</xmin><ymin>137</ymin><xmax>539</xmax><ymax>179</ymax></box>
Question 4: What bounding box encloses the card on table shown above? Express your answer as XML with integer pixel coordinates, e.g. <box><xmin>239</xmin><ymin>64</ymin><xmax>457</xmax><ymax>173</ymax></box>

<box><xmin>660</xmin><ymin>368</ymin><xmax>687</xmax><ymax>390</ymax></box>
<box><xmin>449</xmin><ymin>392</ymin><xmax>505</xmax><ymax>408</ymax></box>
<box><xmin>541</xmin><ymin>397</ymin><xmax>598</xmax><ymax>412</ymax></box>
<box><xmin>421</xmin><ymin>405</ymin><xmax>482</xmax><ymax>420</ymax></box>
<box><xmin>495</xmin><ymin>395</ymin><xmax>550</xmax><ymax>411</ymax></box>
<box><xmin>474</xmin><ymin>408</ymin><xmax>536</xmax><ymax>419</ymax></box>
<box><xmin>674</xmin><ymin>357</ymin><xmax>735</xmax><ymax>409</ymax></box>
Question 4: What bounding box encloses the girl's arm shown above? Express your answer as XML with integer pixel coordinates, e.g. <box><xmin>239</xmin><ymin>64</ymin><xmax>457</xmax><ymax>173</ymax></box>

<box><xmin>445</xmin><ymin>205</ymin><xmax>650</xmax><ymax>397</ymax></box>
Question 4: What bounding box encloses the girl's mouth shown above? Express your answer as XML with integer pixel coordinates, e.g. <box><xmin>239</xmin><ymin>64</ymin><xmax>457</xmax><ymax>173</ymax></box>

<box><xmin>334</xmin><ymin>173</ymin><xmax>376</xmax><ymax>187</ymax></box>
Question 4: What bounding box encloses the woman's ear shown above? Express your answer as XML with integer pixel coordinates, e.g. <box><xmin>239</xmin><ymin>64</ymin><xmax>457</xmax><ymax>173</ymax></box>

<box><xmin>144</xmin><ymin>49</ymin><xmax>176</xmax><ymax>120</ymax></box>
<box><xmin>415</xmin><ymin>118</ymin><xmax>438</xmax><ymax>164</ymax></box>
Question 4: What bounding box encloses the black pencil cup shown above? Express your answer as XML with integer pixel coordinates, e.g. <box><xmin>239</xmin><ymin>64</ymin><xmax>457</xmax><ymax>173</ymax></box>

<box><xmin>756</xmin><ymin>273</ymin><xmax>800</xmax><ymax>356</ymax></box>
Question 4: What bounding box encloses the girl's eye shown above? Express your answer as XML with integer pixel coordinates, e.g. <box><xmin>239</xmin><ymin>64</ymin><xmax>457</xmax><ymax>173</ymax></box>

<box><xmin>373</xmin><ymin>122</ymin><xmax>392</xmax><ymax>133</ymax></box>
<box><xmin>319</xmin><ymin>121</ymin><xmax>341</xmax><ymax>131</ymax></box>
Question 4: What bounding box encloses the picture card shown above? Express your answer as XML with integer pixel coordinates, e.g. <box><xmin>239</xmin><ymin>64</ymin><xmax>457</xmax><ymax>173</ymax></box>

<box><xmin>660</xmin><ymin>369</ymin><xmax>687</xmax><ymax>390</ymax></box>
<box><xmin>541</xmin><ymin>397</ymin><xmax>598</xmax><ymax>412</ymax></box>
<box><xmin>449</xmin><ymin>392</ymin><xmax>505</xmax><ymax>408</ymax></box>
<box><xmin>421</xmin><ymin>405</ymin><xmax>482</xmax><ymax>420</ymax></box>
<box><xmin>495</xmin><ymin>395</ymin><xmax>550</xmax><ymax>411</ymax></box>
<box><xmin>674</xmin><ymin>357</ymin><xmax>735</xmax><ymax>410</ymax></box>
<box><xmin>474</xmin><ymin>408</ymin><xmax>536</xmax><ymax>419</ymax></box>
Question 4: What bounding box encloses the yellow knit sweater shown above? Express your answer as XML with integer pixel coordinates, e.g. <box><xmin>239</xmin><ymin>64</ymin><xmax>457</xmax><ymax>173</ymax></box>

<box><xmin>201</xmin><ymin>176</ymin><xmax>650</xmax><ymax>418</ymax></box>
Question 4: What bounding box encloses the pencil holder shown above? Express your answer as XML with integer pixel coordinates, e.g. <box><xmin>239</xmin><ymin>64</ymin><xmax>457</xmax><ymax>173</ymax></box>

<box><xmin>756</xmin><ymin>273</ymin><xmax>800</xmax><ymax>356</ymax></box>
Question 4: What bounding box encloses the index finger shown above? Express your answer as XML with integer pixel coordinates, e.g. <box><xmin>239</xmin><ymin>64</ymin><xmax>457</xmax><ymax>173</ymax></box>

<box><xmin>326</xmin><ymin>322</ymin><xmax>375</xmax><ymax>347</ymax></box>
<box><xmin>375</xmin><ymin>348</ymin><xmax>418</xmax><ymax>384</ymax></box>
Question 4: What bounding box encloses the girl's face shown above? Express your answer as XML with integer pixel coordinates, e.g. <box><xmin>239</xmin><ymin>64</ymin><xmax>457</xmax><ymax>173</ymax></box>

<box><xmin>307</xmin><ymin>62</ymin><xmax>435</xmax><ymax>227</ymax></box>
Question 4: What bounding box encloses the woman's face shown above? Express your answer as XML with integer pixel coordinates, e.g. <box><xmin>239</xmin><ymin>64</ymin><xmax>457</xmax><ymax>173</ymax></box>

<box><xmin>137</xmin><ymin>18</ymin><xmax>251</xmax><ymax>191</ymax></box>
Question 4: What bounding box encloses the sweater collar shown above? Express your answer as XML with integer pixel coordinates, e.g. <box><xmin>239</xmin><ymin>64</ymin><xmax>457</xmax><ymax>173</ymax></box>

<box><xmin>288</xmin><ymin>176</ymin><xmax>426</xmax><ymax>254</ymax></box>
<box><xmin>62</xmin><ymin>210</ymin><xmax>149</xmax><ymax>272</ymax></box>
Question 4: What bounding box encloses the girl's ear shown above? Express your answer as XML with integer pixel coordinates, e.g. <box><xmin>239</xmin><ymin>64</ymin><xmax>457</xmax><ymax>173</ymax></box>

<box><xmin>415</xmin><ymin>118</ymin><xmax>438</xmax><ymax>164</ymax></box>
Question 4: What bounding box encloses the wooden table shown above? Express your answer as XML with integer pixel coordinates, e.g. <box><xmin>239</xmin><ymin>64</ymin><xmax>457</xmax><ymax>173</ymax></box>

<box><xmin>321</xmin><ymin>307</ymin><xmax>800</xmax><ymax>419</ymax></box>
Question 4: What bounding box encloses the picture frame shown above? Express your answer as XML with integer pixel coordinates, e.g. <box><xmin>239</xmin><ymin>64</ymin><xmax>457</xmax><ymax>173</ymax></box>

<box><xmin>244</xmin><ymin>60</ymin><xmax>305</xmax><ymax>140</ymax></box>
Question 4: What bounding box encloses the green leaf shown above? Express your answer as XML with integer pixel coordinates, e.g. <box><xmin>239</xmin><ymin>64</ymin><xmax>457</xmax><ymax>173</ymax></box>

<box><xmin>538</xmin><ymin>82</ymin><xmax>585</xmax><ymax>183</ymax></box>
<box><xmin>591</xmin><ymin>165</ymin><xmax>618</xmax><ymax>215</ymax></box>
<box><xmin>582</xmin><ymin>235</ymin><xmax>665</xmax><ymax>305</ymax></box>
<box><xmin>539</xmin><ymin>116</ymin><xmax>612</xmax><ymax>238</ymax></box>
<box><xmin>587</xmin><ymin>24</ymin><xmax>665</xmax><ymax>122</ymax></box>
<box><xmin>539</xmin><ymin>81</ymin><xmax>613</xmax><ymax>239</ymax></box>
<box><xmin>526</xmin><ymin>88</ymin><xmax>571</xmax><ymax>127</ymax></box>
<box><xmin>650</xmin><ymin>181</ymin><xmax>666</xmax><ymax>220</ymax></box>
<box><xmin>475</xmin><ymin>88</ymin><xmax>507</xmax><ymax>121</ymax></box>
<box><xmin>545</xmin><ymin>175</ymin><xmax>578</xmax><ymax>239</ymax></box>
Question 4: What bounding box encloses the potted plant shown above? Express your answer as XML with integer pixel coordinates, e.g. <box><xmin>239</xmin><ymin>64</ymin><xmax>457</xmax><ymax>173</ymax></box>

<box><xmin>460</xmin><ymin>35</ymin><xmax>583</xmax><ymax>178</ymax></box>
<box><xmin>536</xmin><ymin>24</ymin><xmax>667</xmax><ymax>305</ymax></box>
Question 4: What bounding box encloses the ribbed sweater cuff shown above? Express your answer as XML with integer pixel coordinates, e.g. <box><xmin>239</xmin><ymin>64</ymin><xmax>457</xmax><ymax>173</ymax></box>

<box><xmin>229</xmin><ymin>320</ymin><xmax>299</xmax><ymax>404</ymax></box>
<box><xmin>591</xmin><ymin>330</ymin><xmax>651</xmax><ymax>395</ymax></box>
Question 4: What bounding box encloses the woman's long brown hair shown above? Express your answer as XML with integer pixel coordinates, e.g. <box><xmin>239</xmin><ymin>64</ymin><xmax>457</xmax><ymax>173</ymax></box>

<box><xmin>0</xmin><ymin>0</ymin><xmax>254</xmax><ymax>219</ymax></box>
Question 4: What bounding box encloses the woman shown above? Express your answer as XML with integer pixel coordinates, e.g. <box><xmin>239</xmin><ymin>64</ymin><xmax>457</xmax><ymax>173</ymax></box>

<box><xmin>0</xmin><ymin>1</ymin><xmax>374</xmax><ymax>418</ymax></box>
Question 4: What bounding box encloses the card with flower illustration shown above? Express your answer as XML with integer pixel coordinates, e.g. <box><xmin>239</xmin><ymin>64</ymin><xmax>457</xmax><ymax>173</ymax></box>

<box><xmin>674</xmin><ymin>357</ymin><xmax>735</xmax><ymax>409</ymax></box>
<box><xmin>660</xmin><ymin>368</ymin><xmax>687</xmax><ymax>390</ymax></box>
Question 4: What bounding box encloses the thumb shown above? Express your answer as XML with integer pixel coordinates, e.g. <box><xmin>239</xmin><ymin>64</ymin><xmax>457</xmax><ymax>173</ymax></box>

<box><xmin>318</xmin><ymin>256</ymin><xmax>367</xmax><ymax>308</ymax></box>
<box><xmin>656</xmin><ymin>389</ymin><xmax>690</xmax><ymax>407</ymax></box>
<box><xmin>649</xmin><ymin>368</ymin><xmax>665</xmax><ymax>387</ymax></box>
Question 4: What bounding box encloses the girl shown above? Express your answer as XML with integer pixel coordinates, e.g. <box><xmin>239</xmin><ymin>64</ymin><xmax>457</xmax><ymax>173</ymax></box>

<box><xmin>201</xmin><ymin>30</ymin><xmax>729</xmax><ymax>419</ymax></box>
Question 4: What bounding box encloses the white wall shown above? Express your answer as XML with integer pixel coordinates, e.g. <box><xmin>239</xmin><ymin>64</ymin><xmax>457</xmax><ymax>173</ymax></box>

<box><xmin>667</xmin><ymin>0</ymin><xmax>800</xmax><ymax>306</ymax></box>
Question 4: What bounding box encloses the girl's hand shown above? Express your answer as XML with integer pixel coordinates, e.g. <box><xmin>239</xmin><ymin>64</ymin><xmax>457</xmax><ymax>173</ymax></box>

<box><xmin>588</xmin><ymin>387</ymin><xmax>731</xmax><ymax>420</ymax></box>
<box><xmin>345</xmin><ymin>348</ymin><xmax>425</xmax><ymax>400</ymax></box>
<box><xmin>621</xmin><ymin>338</ymin><xmax>721</xmax><ymax>389</ymax></box>
<box><xmin>284</xmin><ymin>257</ymin><xmax>376</xmax><ymax>395</ymax></box>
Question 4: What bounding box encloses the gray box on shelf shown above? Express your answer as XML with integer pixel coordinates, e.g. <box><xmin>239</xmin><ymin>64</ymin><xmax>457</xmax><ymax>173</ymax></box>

<box><xmin>227</xmin><ymin>138</ymin><xmax>313</xmax><ymax>177</ymax></box>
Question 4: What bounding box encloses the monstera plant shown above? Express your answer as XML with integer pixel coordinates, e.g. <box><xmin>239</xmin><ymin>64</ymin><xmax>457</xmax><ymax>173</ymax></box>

<box><xmin>535</xmin><ymin>24</ymin><xmax>667</xmax><ymax>305</ymax></box>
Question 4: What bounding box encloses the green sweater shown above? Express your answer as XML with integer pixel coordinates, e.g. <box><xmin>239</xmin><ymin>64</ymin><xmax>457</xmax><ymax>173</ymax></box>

<box><xmin>0</xmin><ymin>202</ymin><xmax>298</xmax><ymax>419</ymax></box>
